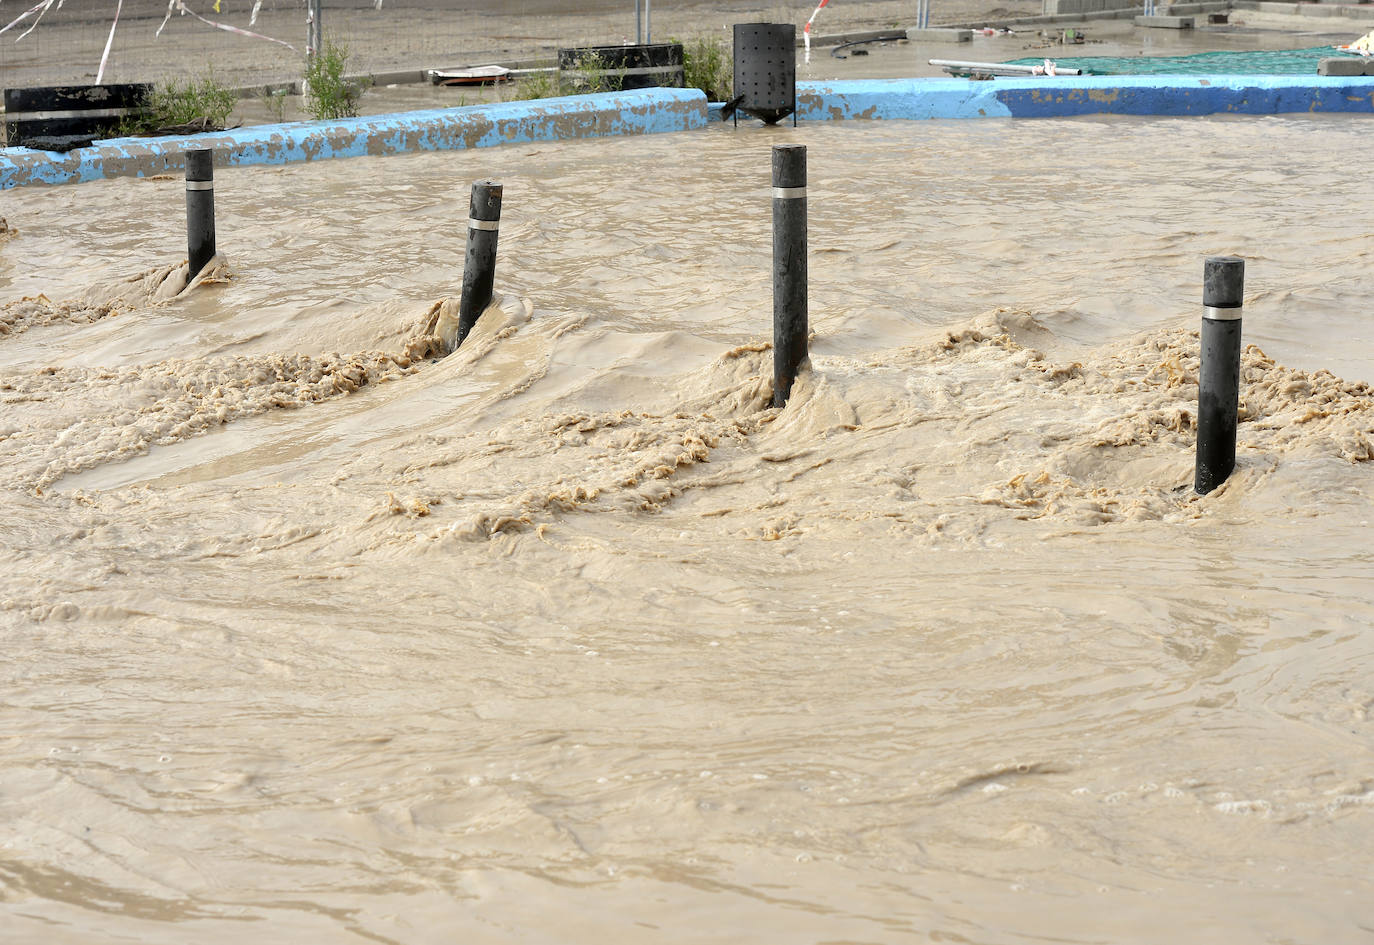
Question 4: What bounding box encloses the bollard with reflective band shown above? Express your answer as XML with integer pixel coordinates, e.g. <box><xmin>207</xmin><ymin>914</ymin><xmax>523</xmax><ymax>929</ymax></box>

<box><xmin>1194</xmin><ymin>255</ymin><xmax>1245</xmax><ymax>495</ymax></box>
<box><xmin>772</xmin><ymin>144</ymin><xmax>807</xmax><ymax>407</ymax></box>
<box><xmin>185</xmin><ymin>148</ymin><xmax>216</xmax><ymax>281</ymax></box>
<box><xmin>456</xmin><ymin>179</ymin><xmax>503</xmax><ymax>350</ymax></box>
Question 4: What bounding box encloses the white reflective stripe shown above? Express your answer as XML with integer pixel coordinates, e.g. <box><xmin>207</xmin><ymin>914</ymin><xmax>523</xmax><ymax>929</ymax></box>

<box><xmin>1203</xmin><ymin>305</ymin><xmax>1242</xmax><ymax>321</ymax></box>
<box><xmin>468</xmin><ymin>218</ymin><xmax>500</xmax><ymax>232</ymax></box>
<box><xmin>4</xmin><ymin>106</ymin><xmax>141</xmax><ymax>122</ymax></box>
<box><xmin>772</xmin><ymin>186</ymin><xmax>807</xmax><ymax>199</ymax></box>
<box><xmin>185</xmin><ymin>180</ymin><xmax>214</xmax><ymax>190</ymax></box>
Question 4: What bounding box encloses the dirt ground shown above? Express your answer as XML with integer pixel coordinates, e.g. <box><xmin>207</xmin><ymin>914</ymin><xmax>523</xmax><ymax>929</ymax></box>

<box><xmin>0</xmin><ymin>0</ymin><xmax>1041</xmax><ymax>89</ymax></box>
<box><xmin>2</xmin><ymin>1</ymin><xmax>1367</xmax><ymax>128</ymax></box>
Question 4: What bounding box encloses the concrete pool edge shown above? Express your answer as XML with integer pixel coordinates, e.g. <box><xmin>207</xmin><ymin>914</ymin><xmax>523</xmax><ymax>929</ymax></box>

<box><xmin>710</xmin><ymin>74</ymin><xmax>1374</xmax><ymax>121</ymax></box>
<box><xmin>6</xmin><ymin>76</ymin><xmax>1374</xmax><ymax>188</ymax></box>
<box><xmin>0</xmin><ymin>87</ymin><xmax>708</xmax><ymax>189</ymax></box>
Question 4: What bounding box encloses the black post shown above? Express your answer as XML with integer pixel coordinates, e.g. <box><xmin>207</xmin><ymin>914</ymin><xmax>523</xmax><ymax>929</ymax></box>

<box><xmin>456</xmin><ymin>179</ymin><xmax>503</xmax><ymax>349</ymax></box>
<box><xmin>772</xmin><ymin>144</ymin><xmax>807</xmax><ymax>407</ymax></box>
<box><xmin>1194</xmin><ymin>255</ymin><xmax>1245</xmax><ymax>495</ymax></box>
<box><xmin>185</xmin><ymin>148</ymin><xmax>216</xmax><ymax>280</ymax></box>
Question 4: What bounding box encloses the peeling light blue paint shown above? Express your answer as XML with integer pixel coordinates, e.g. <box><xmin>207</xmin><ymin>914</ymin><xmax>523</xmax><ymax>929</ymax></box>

<box><xmin>990</xmin><ymin>74</ymin><xmax>1374</xmax><ymax>117</ymax></box>
<box><xmin>797</xmin><ymin>78</ymin><xmax>1014</xmax><ymax>120</ymax></box>
<box><xmin>0</xmin><ymin>87</ymin><xmax>707</xmax><ymax>189</ymax></box>
<box><xmin>707</xmin><ymin>75</ymin><xmax>1374</xmax><ymax>122</ymax></box>
<box><xmin>8</xmin><ymin>76</ymin><xmax>1374</xmax><ymax>189</ymax></box>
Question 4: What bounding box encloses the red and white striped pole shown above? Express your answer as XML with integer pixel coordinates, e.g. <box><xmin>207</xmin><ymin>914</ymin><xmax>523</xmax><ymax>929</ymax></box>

<box><xmin>803</xmin><ymin>0</ymin><xmax>831</xmax><ymax>59</ymax></box>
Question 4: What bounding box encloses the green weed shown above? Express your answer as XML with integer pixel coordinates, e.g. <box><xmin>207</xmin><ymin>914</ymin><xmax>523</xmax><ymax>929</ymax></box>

<box><xmin>303</xmin><ymin>36</ymin><xmax>367</xmax><ymax>120</ymax></box>
<box><xmin>559</xmin><ymin>51</ymin><xmax>623</xmax><ymax>95</ymax></box>
<box><xmin>507</xmin><ymin>68</ymin><xmax>561</xmax><ymax>101</ymax></box>
<box><xmin>136</xmin><ymin>71</ymin><xmax>237</xmax><ymax>134</ymax></box>
<box><xmin>680</xmin><ymin>36</ymin><xmax>732</xmax><ymax>101</ymax></box>
<box><xmin>508</xmin><ymin>52</ymin><xmax>624</xmax><ymax>101</ymax></box>
<box><xmin>260</xmin><ymin>86</ymin><xmax>290</xmax><ymax>124</ymax></box>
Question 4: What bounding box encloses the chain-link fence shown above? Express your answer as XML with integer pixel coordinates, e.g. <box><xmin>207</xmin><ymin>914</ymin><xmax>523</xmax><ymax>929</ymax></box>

<box><xmin>1008</xmin><ymin>44</ymin><xmax>1369</xmax><ymax>75</ymax></box>
<box><xmin>0</xmin><ymin>1</ymin><xmax>852</xmax><ymax>91</ymax></box>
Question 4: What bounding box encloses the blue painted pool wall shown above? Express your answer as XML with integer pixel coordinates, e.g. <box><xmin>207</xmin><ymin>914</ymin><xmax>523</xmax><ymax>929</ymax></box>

<box><xmin>712</xmin><ymin>75</ymin><xmax>1374</xmax><ymax>121</ymax></box>
<box><xmin>988</xmin><ymin>75</ymin><xmax>1374</xmax><ymax>117</ymax></box>
<box><xmin>7</xmin><ymin>76</ymin><xmax>1374</xmax><ymax>189</ymax></box>
<box><xmin>0</xmin><ymin>87</ymin><xmax>708</xmax><ymax>189</ymax></box>
<box><xmin>797</xmin><ymin>78</ymin><xmax>1012</xmax><ymax>119</ymax></box>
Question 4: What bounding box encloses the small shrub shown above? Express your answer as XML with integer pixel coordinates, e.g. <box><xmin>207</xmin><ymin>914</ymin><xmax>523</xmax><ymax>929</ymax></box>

<box><xmin>561</xmin><ymin>51</ymin><xmax>622</xmax><ymax>95</ymax></box>
<box><xmin>509</xmin><ymin>52</ymin><xmax>623</xmax><ymax>101</ymax></box>
<box><xmin>260</xmin><ymin>87</ymin><xmax>290</xmax><ymax>124</ymax></box>
<box><xmin>681</xmin><ymin>36</ymin><xmax>732</xmax><ymax>102</ymax></box>
<box><xmin>143</xmin><ymin>71</ymin><xmax>237</xmax><ymax>133</ymax></box>
<box><xmin>508</xmin><ymin>68</ymin><xmax>561</xmax><ymax>101</ymax></box>
<box><xmin>304</xmin><ymin>36</ymin><xmax>367</xmax><ymax>120</ymax></box>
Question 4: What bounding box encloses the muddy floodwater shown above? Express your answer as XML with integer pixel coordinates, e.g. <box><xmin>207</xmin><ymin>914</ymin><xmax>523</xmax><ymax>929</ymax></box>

<box><xmin>2</xmin><ymin>115</ymin><xmax>1373</xmax><ymax>943</ymax></box>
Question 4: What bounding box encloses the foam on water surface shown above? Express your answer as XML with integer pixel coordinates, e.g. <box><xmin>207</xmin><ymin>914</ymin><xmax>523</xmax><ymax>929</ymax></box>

<box><xmin>1</xmin><ymin>116</ymin><xmax>1372</xmax><ymax>944</ymax></box>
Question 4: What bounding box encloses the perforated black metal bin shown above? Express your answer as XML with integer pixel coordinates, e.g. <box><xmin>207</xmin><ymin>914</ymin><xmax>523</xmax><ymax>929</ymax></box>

<box><xmin>732</xmin><ymin>23</ymin><xmax>796</xmax><ymax>125</ymax></box>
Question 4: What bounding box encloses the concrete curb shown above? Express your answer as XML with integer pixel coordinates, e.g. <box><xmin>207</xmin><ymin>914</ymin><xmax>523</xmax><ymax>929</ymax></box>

<box><xmin>10</xmin><ymin>76</ymin><xmax>1374</xmax><ymax>189</ymax></box>
<box><xmin>1135</xmin><ymin>14</ymin><xmax>1198</xmax><ymax>27</ymax></box>
<box><xmin>708</xmin><ymin>74</ymin><xmax>1374</xmax><ymax>120</ymax></box>
<box><xmin>1233</xmin><ymin>0</ymin><xmax>1374</xmax><ymax>19</ymax></box>
<box><xmin>808</xmin><ymin>29</ymin><xmax>910</xmax><ymax>47</ymax></box>
<box><xmin>941</xmin><ymin>2</ymin><xmax>1227</xmax><ymax>28</ymax></box>
<box><xmin>0</xmin><ymin>87</ymin><xmax>707</xmax><ymax>189</ymax></box>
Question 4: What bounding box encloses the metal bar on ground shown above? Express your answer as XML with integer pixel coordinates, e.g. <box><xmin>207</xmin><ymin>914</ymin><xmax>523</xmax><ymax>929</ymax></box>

<box><xmin>929</xmin><ymin>59</ymin><xmax>1082</xmax><ymax>75</ymax></box>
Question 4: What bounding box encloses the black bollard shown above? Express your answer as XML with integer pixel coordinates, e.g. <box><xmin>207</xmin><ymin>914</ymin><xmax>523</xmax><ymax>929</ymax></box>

<box><xmin>772</xmin><ymin>144</ymin><xmax>807</xmax><ymax>407</ymax></box>
<box><xmin>185</xmin><ymin>148</ymin><xmax>216</xmax><ymax>281</ymax></box>
<box><xmin>456</xmin><ymin>179</ymin><xmax>503</xmax><ymax>349</ymax></box>
<box><xmin>1194</xmin><ymin>255</ymin><xmax>1245</xmax><ymax>495</ymax></box>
